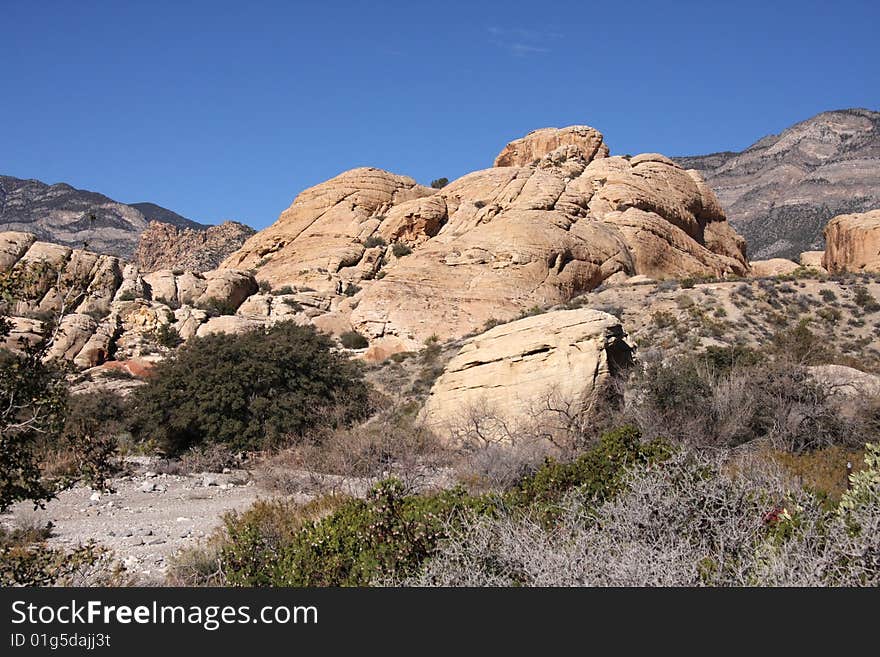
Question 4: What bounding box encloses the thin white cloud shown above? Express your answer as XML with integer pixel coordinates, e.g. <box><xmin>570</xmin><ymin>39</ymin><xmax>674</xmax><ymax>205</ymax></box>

<box><xmin>487</xmin><ymin>26</ymin><xmax>557</xmax><ymax>56</ymax></box>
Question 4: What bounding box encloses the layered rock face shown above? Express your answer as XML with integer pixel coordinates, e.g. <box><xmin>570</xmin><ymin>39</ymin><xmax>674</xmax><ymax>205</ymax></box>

<box><xmin>224</xmin><ymin>125</ymin><xmax>748</xmax><ymax>350</ymax></box>
<box><xmin>422</xmin><ymin>309</ymin><xmax>632</xmax><ymax>444</ymax></box>
<box><xmin>0</xmin><ymin>175</ymin><xmax>204</xmax><ymax>259</ymax></box>
<box><xmin>134</xmin><ymin>221</ymin><xmax>256</xmax><ymax>273</ymax></box>
<box><xmin>822</xmin><ymin>209</ymin><xmax>880</xmax><ymax>273</ymax></box>
<box><xmin>676</xmin><ymin>109</ymin><xmax>880</xmax><ymax>260</ymax></box>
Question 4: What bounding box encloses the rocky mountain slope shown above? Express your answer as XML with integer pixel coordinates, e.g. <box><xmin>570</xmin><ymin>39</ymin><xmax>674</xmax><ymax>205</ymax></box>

<box><xmin>134</xmin><ymin>220</ymin><xmax>256</xmax><ymax>273</ymax></box>
<box><xmin>676</xmin><ymin>108</ymin><xmax>880</xmax><ymax>260</ymax></box>
<box><xmin>0</xmin><ymin>175</ymin><xmax>205</xmax><ymax>259</ymax></box>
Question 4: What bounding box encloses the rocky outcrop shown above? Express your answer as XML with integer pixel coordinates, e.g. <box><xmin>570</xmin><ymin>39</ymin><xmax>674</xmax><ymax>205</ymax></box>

<box><xmin>0</xmin><ymin>231</ymin><xmax>262</xmax><ymax>366</ymax></box>
<box><xmin>134</xmin><ymin>220</ymin><xmax>255</xmax><ymax>273</ymax></box>
<box><xmin>676</xmin><ymin>109</ymin><xmax>880</xmax><ymax>260</ymax></box>
<box><xmin>221</xmin><ymin>125</ymin><xmax>748</xmax><ymax>352</ymax></box>
<box><xmin>0</xmin><ymin>175</ymin><xmax>204</xmax><ymax>258</ymax></box>
<box><xmin>822</xmin><ymin>209</ymin><xmax>880</xmax><ymax>273</ymax></box>
<box><xmin>493</xmin><ymin>126</ymin><xmax>609</xmax><ymax>167</ymax></box>
<box><xmin>422</xmin><ymin>309</ymin><xmax>633</xmax><ymax>444</ymax></box>
<box><xmin>799</xmin><ymin>251</ymin><xmax>826</xmax><ymax>271</ymax></box>
<box><xmin>749</xmin><ymin>258</ymin><xmax>801</xmax><ymax>277</ymax></box>
<box><xmin>221</xmin><ymin>168</ymin><xmax>435</xmax><ymax>293</ymax></box>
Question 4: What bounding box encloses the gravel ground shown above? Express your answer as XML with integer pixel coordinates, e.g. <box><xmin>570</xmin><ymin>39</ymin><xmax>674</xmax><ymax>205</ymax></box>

<box><xmin>1</xmin><ymin>457</ymin><xmax>273</xmax><ymax>584</ymax></box>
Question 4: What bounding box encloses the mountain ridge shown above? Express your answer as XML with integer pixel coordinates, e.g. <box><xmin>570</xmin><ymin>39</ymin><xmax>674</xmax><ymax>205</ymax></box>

<box><xmin>674</xmin><ymin>108</ymin><xmax>880</xmax><ymax>259</ymax></box>
<box><xmin>0</xmin><ymin>174</ymin><xmax>210</xmax><ymax>259</ymax></box>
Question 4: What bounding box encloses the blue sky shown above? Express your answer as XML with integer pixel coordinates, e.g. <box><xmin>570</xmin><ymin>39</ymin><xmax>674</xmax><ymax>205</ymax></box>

<box><xmin>2</xmin><ymin>0</ymin><xmax>878</xmax><ymax>229</ymax></box>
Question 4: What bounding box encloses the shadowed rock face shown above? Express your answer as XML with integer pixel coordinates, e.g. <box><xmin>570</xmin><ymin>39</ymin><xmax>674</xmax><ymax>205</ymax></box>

<box><xmin>134</xmin><ymin>221</ymin><xmax>256</xmax><ymax>273</ymax></box>
<box><xmin>0</xmin><ymin>175</ymin><xmax>204</xmax><ymax>259</ymax></box>
<box><xmin>223</xmin><ymin>125</ymin><xmax>748</xmax><ymax>350</ymax></box>
<box><xmin>675</xmin><ymin>109</ymin><xmax>880</xmax><ymax>260</ymax></box>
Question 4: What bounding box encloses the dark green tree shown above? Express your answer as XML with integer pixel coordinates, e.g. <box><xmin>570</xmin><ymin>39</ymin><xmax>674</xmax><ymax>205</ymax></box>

<box><xmin>129</xmin><ymin>321</ymin><xmax>371</xmax><ymax>454</ymax></box>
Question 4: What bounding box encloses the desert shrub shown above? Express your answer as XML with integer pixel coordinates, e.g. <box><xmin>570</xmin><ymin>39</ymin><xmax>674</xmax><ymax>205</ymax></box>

<box><xmin>343</xmin><ymin>282</ymin><xmax>361</xmax><ymax>297</ymax></box>
<box><xmin>853</xmin><ymin>285</ymin><xmax>880</xmax><ymax>312</ymax></box>
<box><xmin>651</xmin><ymin>310</ymin><xmax>676</xmax><ymax>328</ymax></box>
<box><xmin>197</xmin><ymin>296</ymin><xmax>238</xmax><ymax>317</ymax></box>
<box><xmin>474</xmin><ymin>200</ymin><xmax>486</xmax><ymax>209</ymax></box>
<box><xmin>679</xmin><ymin>277</ymin><xmax>696</xmax><ymax>289</ymax></box>
<box><xmin>628</xmin><ymin>352</ymin><xmax>852</xmax><ymax>452</ymax></box>
<box><xmin>511</xmin><ymin>426</ymin><xmax>669</xmax><ymax>511</ymax></box>
<box><xmin>430</xmin><ymin>177</ymin><xmax>448</xmax><ymax>189</ymax></box>
<box><xmin>282</xmin><ymin>298</ymin><xmax>303</xmax><ymax>312</ymax></box>
<box><xmin>455</xmin><ymin>442</ymin><xmax>551</xmax><ymax>493</ymax></box>
<box><xmin>41</xmin><ymin>391</ymin><xmax>128</xmax><ymax>491</ymax></box>
<box><xmin>257</xmin><ymin>280</ymin><xmax>272</xmax><ymax>294</ymax></box>
<box><xmin>403</xmin><ymin>448</ymin><xmax>880</xmax><ymax>586</ymax></box>
<box><xmin>155</xmin><ymin>323</ymin><xmax>182</xmax><ymax>348</ymax></box>
<box><xmin>392</xmin><ymin>242</ymin><xmax>412</xmax><ymax>257</ymax></box>
<box><xmin>820</xmin><ymin>289</ymin><xmax>837</xmax><ymax>303</ymax></box>
<box><xmin>272</xmin><ymin>285</ymin><xmax>295</xmax><ymax>296</ymax></box>
<box><xmin>770</xmin><ymin>320</ymin><xmax>834</xmax><ymax>364</ymax></box>
<box><xmin>128</xmin><ymin>321</ymin><xmax>371</xmax><ymax>454</ymax></box>
<box><xmin>339</xmin><ymin>330</ymin><xmax>369</xmax><ymax>349</ymax></box>
<box><xmin>363</xmin><ymin>236</ymin><xmax>387</xmax><ymax>249</ymax></box>
<box><xmin>196</xmin><ymin>427</ymin><xmax>672</xmax><ymax>586</ymax></box>
<box><xmin>262</xmin><ymin>404</ymin><xmax>448</xmax><ymax>495</ymax></box>
<box><xmin>702</xmin><ymin>345</ymin><xmax>761</xmax><ymax>372</ymax></box>
<box><xmin>0</xmin><ymin>344</ymin><xmax>68</xmax><ymax>511</ymax></box>
<box><xmin>117</xmin><ymin>290</ymin><xmax>137</xmax><ymax>302</ymax></box>
<box><xmin>155</xmin><ymin>443</ymin><xmax>238</xmax><ymax>475</ymax></box>
<box><xmin>0</xmin><ymin>541</ymin><xmax>119</xmax><ymax>587</ymax></box>
<box><xmin>770</xmin><ymin>445</ymin><xmax>866</xmax><ymax>505</ymax></box>
<box><xmin>219</xmin><ymin>480</ymin><xmax>495</xmax><ymax>586</ymax></box>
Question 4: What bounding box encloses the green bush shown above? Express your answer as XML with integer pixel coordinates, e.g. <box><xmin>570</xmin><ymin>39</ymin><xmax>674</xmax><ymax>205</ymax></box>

<box><xmin>391</xmin><ymin>242</ymin><xmax>412</xmax><ymax>258</ymax></box>
<box><xmin>155</xmin><ymin>323</ymin><xmax>182</xmax><ymax>348</ymax></box>
<box><xmin>430</xmin><ymin>178</ymin><xmax>448</xmax><ymax>189</ymax></box>
<box><xmin>200</xmin><ymin>426</ymin><xmax>668</xmax><ymax>586</ymax></box>
<box><xmin>511</xmin><ymin>426</ymin><xmax>669</xmax><ymax>510</ymax></box>
<box><xmin>220</xmin><ymin>481</ymin><xmax>495</xmax><ymax>586</ymax></box>
<box><xmin>363</xmin><ymin>236</ymin><xmax>387</xmax><ymax>249</ymax></box>
<box><xmin>129</xmin><ymin>321</ymin><xmax>371</xmax><ymax>454</ymax></box>
<box><xmin>197</xmin><ymin>296</ymin><xmax>238</xmax><ymax>317</ymax></box>
<box><xmin>339</xmin><ymin>330</ymin><xmax>369</xmax><ymax>350</ymax></box>
<box><xmin>343</xmin><ymin>283</ymin><xmax>361</xmax><ymax>297</ymax></box>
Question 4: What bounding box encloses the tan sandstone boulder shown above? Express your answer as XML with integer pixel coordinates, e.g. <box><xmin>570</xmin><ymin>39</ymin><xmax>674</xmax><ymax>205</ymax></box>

<box><xmin>422</xmin><ymin>309</ymin><xmax>633</xmax><ymax>444</ymax></box>
<box><xmin>799</xmin><ymin>251</ymin><xmax>826</xmax><ymax>271</ymax></box>
<box><xmin>493</xmin><ymin>126</ymin><xmax>609</xmax><ymax>167</ymax></box>
<box><xmin>823</xmin><ymin>210</ymin><xmax>880</xmax><ymax>273</ymax></box>
<box><xmin>749</xmin><ymin>258</ymin><xmax>801</xmax><ymax>277</ymax></box>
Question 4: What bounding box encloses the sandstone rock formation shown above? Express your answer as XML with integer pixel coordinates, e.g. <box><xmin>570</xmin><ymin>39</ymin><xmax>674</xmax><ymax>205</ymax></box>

<box><xmin>492</xmin><ymin>126</ymin><xmax>609</xmax><ymax>167</ymax></box>
<box><xmin>676</xmin><ymin>109</ymin><xmax>880</xmax><ymax>260</ymax></box>
<box><xmin>134</xmin><ymin>220</ymin><xmax>255</xmax><ymax>272</ymax></box>
<box><xmin>799</xmin><ymin>251</ymin><xmax>826</xmax><ymax>271</ymax></box>
<box><xmin>0</xmin><ymin>231</ymin><xmax>259</xmax><ymax>365</ymax></box>
<box><xmin>422</xmin><ymin>309</ymin><xmax>632</xmax><ymax>444</ymax></box>
<box><xmin>822</xmin><ymin>209</ymin><xmax>880</xmax><ymax>273</ymax></box>
<box><xmin>222</xmin><ymin>125</ymin><xmax>748</xmax><ymax>352</ymax></box>
<box><xmin>3</xmin><ymin>122</ymin><xmax>754</xmax><ymax>368</ymax></box>
<box><xmin>749</xmin><ymin>258</ymin><xmax>801</xmax><ymax>277</ymax></box>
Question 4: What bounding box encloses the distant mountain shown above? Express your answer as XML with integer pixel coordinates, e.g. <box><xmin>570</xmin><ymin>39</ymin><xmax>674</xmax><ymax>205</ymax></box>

<box><xmin>675</xmin><ymin>109</ymin><xmax>880</xmax><ymax>260</ymax></box>
<box><xmin>128</xmin><ymin>202</ymin><xmax>203</xmax><ymax>231</ymax></box>
<box><xmin>0</xmin><ymin>175</ymin><xmax>206</xmax><ymax>259</ymax></box>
